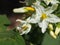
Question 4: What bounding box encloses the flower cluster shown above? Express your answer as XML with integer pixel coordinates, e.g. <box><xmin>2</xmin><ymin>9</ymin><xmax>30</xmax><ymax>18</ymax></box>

<box><xmin>13</xmin><ymin>0</ymin><xmax>60</xmax><ymax>39</ymax></box>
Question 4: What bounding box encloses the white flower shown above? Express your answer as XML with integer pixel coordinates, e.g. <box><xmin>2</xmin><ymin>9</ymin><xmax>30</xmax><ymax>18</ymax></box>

<box><xmin>16</xmin><ymin>19</ymin><xmax>31</xmax><ymax>35</ymax></box>
<box><xmin>38</xmin><ymin>5</ymin><xmax>60</xmax><ymax>33</ymax></box>
<box><xmin>27</xmin><ymin>2</ymin><xmax>58</xmax><ymax>23</ymax></box>
<box><xmin>43</xmin><ymin>0</ymin><xmax>60</xmax><ymax>5</ymax></box>
<box><xmin>27</xmin><ymin>0</ymin><xmax>45</xmax><ymax>23</ymax></box>
<box><xmin>28</xmin><ymin>4</ymin><xmax>60</xmax><ymax>33</ymax></box>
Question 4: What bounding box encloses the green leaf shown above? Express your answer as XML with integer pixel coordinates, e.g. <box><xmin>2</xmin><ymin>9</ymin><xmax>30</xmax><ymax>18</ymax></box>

<box><xmin>0</xmin><ymin>31</ymin><xmax>25</xmax><ymax>45</ymax></box>
<box><xmin>42</xmin><ymin>32</ymin><xmax>59</xmax><ymax>45</ymax></box>
<box><xmin>0</xmin><ymin>15</ymin><xmax>10</xmax><ymax>25</ymax></box>
<box><xmin>0</xmin><ymin>15</ymin><xmax>26</xmax><ymax>45</ymax></box>
<box><xmin>0</xmin><ymin>15</ymin><xmax>10</xmax><ymax>32</ymax></box>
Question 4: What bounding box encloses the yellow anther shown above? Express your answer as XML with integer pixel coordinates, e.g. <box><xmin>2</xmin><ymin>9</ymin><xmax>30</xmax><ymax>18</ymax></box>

<box><xmin>22</xmin><ymin>25</ymin><xmax>28</xmax><ymax>31</ymax></box>
<box><xmin>41</xmin><ymin>13</ymin><xmax>47</xmax><ymax>20</ymax></box>
<box><xmin>25</xmin><ymin>7</ymin><xmax>35</xmax><ymax>12</ymax></box>
<box><xmin>48</xmin><ymin>24</ymin><xmax>53</xmax><ymax>31</ymax></box>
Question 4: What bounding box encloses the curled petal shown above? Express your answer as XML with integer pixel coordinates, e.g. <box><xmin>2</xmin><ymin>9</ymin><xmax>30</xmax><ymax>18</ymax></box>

<box><xmin>16</xmin><ymin>19</ymin><xmax>26</xmax><ymax>23</ymax></box>
<box><xmin>16</xmin><ymin>19</ymin><xmax>31</xmax><ymax>35</ymax></box>
<box><xmin>20</xmin><ymin>24</ymin><xmax>31</xmax><ymax>35</ymax></box>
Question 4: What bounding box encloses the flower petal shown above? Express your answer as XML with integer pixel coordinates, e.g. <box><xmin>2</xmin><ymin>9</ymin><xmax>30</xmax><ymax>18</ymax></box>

<box><xmin>46</xmin><ymin>14</ymin><xmax>60</xmax><ymax>23</ymax></box>
<box><xmin>24</xmin><ymin>24</ymin><xmax>31</xmax><ymax>34</ymax></box>
<box><xmin>38</xmin><ymin>20</ymin><xmax>48</xmax><ymax>33</ymax></box>
<box><xmin>51</xmin><ymin>0</ymin><xmax>60</xmax><ymax>4</ymax></box>
<box><xmin>45</xmin><ymin>4</ymin><xmax>58</xmax><ymax>14</ymax></box>
<box><xmin>16</xmin><ymin>19</ymin><xmax>26</xmax><ymax>23</ymax></box>
<box><xmin>16</xmin><ymin>19</ymin><xmax>31</xmax><ymax>35</ymax></box>
<box><xmin>13</xmin><ymin>7</ymin><xmax>28</xmax><ymax>13</ymax></box>
<box><xmin>20</xmin><ymin>24</ymin><xmax>31</xmax><ymax>35</ymax></box>
<box><xmin>27</xmin><ymin>15</ymin><xmax>40</xmax><ymax>23</ymax></box>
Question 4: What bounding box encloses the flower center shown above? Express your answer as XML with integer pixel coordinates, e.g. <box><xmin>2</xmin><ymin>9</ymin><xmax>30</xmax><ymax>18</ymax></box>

<box><xmin>41</xmin><ymin>13</ymin><xmax>47</xmax><ymax>20</ymax></box>
<box><xmin>22</xmin><ymin>25</ymin><xmax>28</xmax><ymax>31</ymax></box>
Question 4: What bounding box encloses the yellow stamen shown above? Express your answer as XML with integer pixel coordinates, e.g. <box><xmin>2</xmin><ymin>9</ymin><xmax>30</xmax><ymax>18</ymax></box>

<box><xmin>48</xmin><ymin>24</ymin><xmax>53</xmax><ymax>31</ymax></box>
<box><xmin>41</xmin><ymin>13</ymin><xmax>47</xmax><ymax>20</ymax></box>
<box><xmin>22</xmin><ymin>25</ymin><xmax>28</xmax><ymax>31</ymax></box>
<box><xmin>25</xmin><ymin>7</ymin><xmax>35</xmax><ymax>12</ymax></box>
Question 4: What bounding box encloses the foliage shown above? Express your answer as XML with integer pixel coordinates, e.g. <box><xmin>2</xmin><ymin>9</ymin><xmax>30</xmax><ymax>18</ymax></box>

<box><xmin>0</xmin><ymin>15</ymin><xmax>25</xmax><ymax>45</ymax></box>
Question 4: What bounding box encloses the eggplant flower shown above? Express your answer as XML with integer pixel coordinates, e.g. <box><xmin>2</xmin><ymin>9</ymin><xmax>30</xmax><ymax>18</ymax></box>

<box><xmin>28</xmin><ymin>4</ymin><xmax>60</xmax><ymax>33</ymax></box>
<box><xmin>27</xmin><ymin>1</ymin><xmax>58</xmax><ymax>23</ymax></box>
<box><xmin>43</xmin><ymin>0</ymin><xmax>60</xmax><ymax>5</ymax></box>
<box><xmin>16</xmin><ymin>19</ymin><xmax>31</xmax><ymax>35</ymax></box>
<box><xmin>38</xmin><ymin>4</ymin><xmax>60</xmax><ymax>33</ymax></box>
<box><xmin>27</xmin><ymin>0</ymin><xmax>45</xmax><ymax>23</ymax></box>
